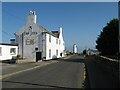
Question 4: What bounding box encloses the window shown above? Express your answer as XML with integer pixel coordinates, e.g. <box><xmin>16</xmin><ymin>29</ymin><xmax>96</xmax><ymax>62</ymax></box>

<box><xmin>10</xmin><ymin>48</ymin><xmax>16</xmax><ymax>55</ymax></box>
<box><xmin>59</xmin><ymin>40</ymin><xmax>61</xmax><ymax>45</ymax></box>
<box><xmin>49</xmin><ymin>49</ymin><xmax>51</xmax><ymax>58</ymax></box>
<box><xmin>0</xmin><ymin>47</ymin><xmax>2</xmax><ymax>55</ymax></box>
<box><xmin>56</xmin><ymin>50</ymin><xmax>58</xmax><ymax>56</ymax></box>
<box><xmin>63</xmin><ymin>42</ymin><xmax>64</xmax><ymax>46</ymax></box>
<box><xmin>56</xmin><ymin>38</ymin><xmax>58</xmax><ymax>44</ymax></box>
<box><xmin>49</xmin><ymin>35</ymin><xmax>51</xmax><ymax>43</ymax></box>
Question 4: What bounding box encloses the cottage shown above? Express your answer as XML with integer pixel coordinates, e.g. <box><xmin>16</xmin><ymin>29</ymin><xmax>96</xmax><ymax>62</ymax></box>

<box><xmin>0</xmin><ymin>43</ymin><xmax>18</xmax><ymax>61</ymax></box>
<box><xmin>15</xmin><ymin>11</ymin><xmax>65</xmax><ymax>61</ymax></box>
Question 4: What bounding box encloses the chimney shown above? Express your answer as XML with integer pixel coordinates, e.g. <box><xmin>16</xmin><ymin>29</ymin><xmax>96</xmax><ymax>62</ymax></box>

<box><xmin>27</xmin><ymin>10</ymin><xmax>37</xmax><ymax>24</ymax></box>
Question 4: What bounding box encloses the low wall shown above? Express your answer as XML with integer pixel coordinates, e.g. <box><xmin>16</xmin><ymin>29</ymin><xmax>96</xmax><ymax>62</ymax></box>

<box><xmin>94</xmin><ymin>55</ymin><xmax>119</xmax><ymax>80</ymax></box>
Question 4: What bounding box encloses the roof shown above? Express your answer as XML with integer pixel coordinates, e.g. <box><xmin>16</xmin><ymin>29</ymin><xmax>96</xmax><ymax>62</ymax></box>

<box><xmin>51</xmin><ymin>31</ymin><xmax>59</xmax><ymax>38</ymax></box>
<box><xmin>0</xmin><ymin>43</ymin><xmax>18</xmax><ymax>46</ymax></box>
<box><xmin>16</xmin><ymin>23</ymin><xmax>60</xmax><ymax>38</ymax></box>
<box><xmin>37</xmin><ymin>24</ymin><xmax>59</xmax><ymax>38</ymax></box>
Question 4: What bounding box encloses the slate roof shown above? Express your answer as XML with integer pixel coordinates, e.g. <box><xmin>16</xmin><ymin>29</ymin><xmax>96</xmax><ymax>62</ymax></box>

<box><xmin>51</xmin><ymin>31</ymin><xmax>60</xmax><ymax>38</ymax></box>
<box><xmin>0</xmin><ymin>43</ymin><xmax>18</xmax><ymax>46</ymax></box>
<box><xmin>16</xmin><ymin>23</ymin><xmax>59</xmax><ymax>38</ymax></box>
<box><xmin>37</xmin><ymin>24</ymin><xmax>59</xmax><ymax>38</ymax></box>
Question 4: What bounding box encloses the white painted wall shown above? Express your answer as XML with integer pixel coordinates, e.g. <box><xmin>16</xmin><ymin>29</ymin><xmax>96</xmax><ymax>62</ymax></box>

<box><xmin>0</xmin><ymin>45</ymin><xmax>18</xmax><ymax>61</ymax></box>
<box><xmin>22</xmin><ymin>23</ymin><xmax>43</xmax><ymax>60</ymax></box>
<box><xmin>58</xmin><ymin>27</ymin><xmax>65</xmax><ymax>56</ymax></box>
<box><xmin>16</xmin><ymin>20</ymin><xmax>43</xmax><ymax>60</ymax></box>
<box><xmin>45</xmin><ymin>32</ymin><xmax>65</xmax><ymax>60</ymax></box>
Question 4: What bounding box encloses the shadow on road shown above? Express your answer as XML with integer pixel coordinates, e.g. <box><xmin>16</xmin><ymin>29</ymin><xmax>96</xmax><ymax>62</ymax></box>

<box><xmin>84</xmin><ymin>56</ymin><xmax>119</xmax><ymax>88</ymax></box>
<box><xmin>2</xmin><ymin>80</ymin><xmax>79</xmax><ymax>89</ymax></box>
<box><xmin>55</xmin><ymin>56</ymin><xmax>91</xmax><ymax>89</ymax></box>
<box><xmin>2</xmin><ymin>55</ymin><xmax>90</xmax><ymax>89</ymax></box>
<box><xmin>59</xmin><ymin>58</ymin><xmax>85</xmax><ymax>63</ymax></box>
<box><xmin>83</xmin><ymin>64</ymin><xmax>91</xmax><ymax>89</ymax></box>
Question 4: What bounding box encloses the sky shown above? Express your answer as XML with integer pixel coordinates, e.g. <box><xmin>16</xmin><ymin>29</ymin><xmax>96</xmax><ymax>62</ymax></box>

<box><xmin>2</xmin><ymin>2</ymin><xmax>118</xmax><ymax>52</ymax></box>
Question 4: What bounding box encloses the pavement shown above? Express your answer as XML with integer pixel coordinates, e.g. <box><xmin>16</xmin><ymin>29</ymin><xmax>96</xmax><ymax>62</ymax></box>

<box><xmin>0</xmin><ymin>55</ymin><xmax>74</xmax><ymax>80</ymax></box>
<box><xmin>1</xmin><ymin>55</ymin><xmax>118</xmax><ymax>88</ymax></box>
<box><xmin>2</xmin><ymin>55</ymin><xmax>85</xmax><ymax>88</ymax></box>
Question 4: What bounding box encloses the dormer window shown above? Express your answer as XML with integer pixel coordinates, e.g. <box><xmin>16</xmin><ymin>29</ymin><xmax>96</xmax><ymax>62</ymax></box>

<box><xmin>49</xmin><ymin>35</ymin><xmax>51</xmax><ymax>43</ymax></box>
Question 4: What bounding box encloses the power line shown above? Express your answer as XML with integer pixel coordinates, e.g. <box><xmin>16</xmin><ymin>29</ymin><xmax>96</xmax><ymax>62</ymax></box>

<box><xmin>2</xmin><ymin>10</ymin><xmax>25</xmax><ymax>38</ymax></box>
<box><xmin>3</xmin><ymin>9</ymin><xmax>25</xmax><ymax>24</ymax></box>
<box><xmin>2</xmin><ymin>30</ymin><xmax>14</xmax><ymax>37</ymax></box>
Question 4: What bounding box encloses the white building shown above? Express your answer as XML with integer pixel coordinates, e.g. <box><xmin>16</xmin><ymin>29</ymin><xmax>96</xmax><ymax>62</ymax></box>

<box><xmin>73</xmin><ymin>44</ymin><xmax>77</xmax><ymax>54</ymax></box>
<box><xmin>0</xmin><ymin>43</ymin><xmax>18</xmax><ymax>61</ymax></box>
<box><xmin>15</xmin><ymin>11</ymin><xmax>65</xmax><ymax>61</ymax></box>
<box><xmin>86</xmin><ymin>49</ymin><xmax>100</xmax><ymax>55</ymax></box>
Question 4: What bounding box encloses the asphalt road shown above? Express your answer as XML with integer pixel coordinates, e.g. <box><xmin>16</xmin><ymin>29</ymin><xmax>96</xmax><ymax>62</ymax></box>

<box><xmin>84</xmin><ymin>56</ymin><xmax>119</xmax><ymax>88</ymax></box>
<box><xmin>2</xmin><ymin>55</ymin><xmax>85</xmax><ymax>89</ymax></box>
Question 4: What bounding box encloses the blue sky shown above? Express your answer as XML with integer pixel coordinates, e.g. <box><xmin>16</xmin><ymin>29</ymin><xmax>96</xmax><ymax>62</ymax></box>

<box><xmin>2</xmin><ymin>2</ymin><xmax>118</xmax><ymax>52</ymax></box>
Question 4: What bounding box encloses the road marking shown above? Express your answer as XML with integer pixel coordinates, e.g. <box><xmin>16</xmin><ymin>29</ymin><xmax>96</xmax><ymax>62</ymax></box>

<box><xmin>83</xmin><ymin>64</ymin><xmax>86</xmax><ymax>81</ymax></box>
<box><xmin>81</xmin><ymin>64</ymin><xmax>86</xmax><ymax>88</ymax></box>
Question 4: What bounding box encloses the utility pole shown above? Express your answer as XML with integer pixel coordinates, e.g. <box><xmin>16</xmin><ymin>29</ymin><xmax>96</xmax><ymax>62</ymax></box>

<box><xmin>118</xmin><ymin>1</ymin><xmax>120</xmax><ymax>81</ymax></box>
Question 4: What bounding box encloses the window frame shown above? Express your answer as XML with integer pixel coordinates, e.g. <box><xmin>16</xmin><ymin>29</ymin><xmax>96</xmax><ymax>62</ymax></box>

<box><xmin>49</xmin><ymin>35</ymin><xmax>51</xmax><ymax>43</ymax></box>
<box><xmin>49</xmin><ymin>49</ymin><xmax>51</xmax><ymax>58</ymax></box>
<box><xmin>10</xmin><ymin>48</ymin><xmax>16</xmax><ymax>55</ymax></box>
<box><xmin>56</xmin><ymin>49</ymin><xmax>58</xmax><ymax>56</ymax></box>
<box><xmin>56</xmin><ymin>38</ymin><xmax>58</xmax><ymax>44</ymax></box>
<box><xmin>59</xmin><ymin>40</ymin><xmax>61</xmax><ymax>45</ymax></box>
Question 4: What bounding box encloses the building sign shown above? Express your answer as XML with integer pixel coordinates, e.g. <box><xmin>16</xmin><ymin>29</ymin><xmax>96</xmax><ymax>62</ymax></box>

<box><xmin>24</xmin><ymin>31</ymin><xmax>37</xmax><ymax>36</ymax></box>
<box><xmin>26</xmin><ymin>39</ymin><xmax>34</xmax><ymax>45</ymax></box>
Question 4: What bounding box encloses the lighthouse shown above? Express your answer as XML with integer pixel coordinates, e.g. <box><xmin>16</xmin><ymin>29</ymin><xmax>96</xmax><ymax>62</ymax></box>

<box><xmin>73</xmin><ymin>44</ymin><xmax>77</xmax><ymax>54</ymax></box>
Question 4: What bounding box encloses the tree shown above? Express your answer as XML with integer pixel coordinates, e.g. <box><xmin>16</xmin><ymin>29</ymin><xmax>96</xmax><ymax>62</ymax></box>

<box><xmin>83</xmin><ymin>49</ymin><xmax>86</xmax><ymax>55</ymax></box>
<box><xmin>96</xmin><ymin>18</ymin><xmax>119</xmax><ymax>55</ymax></box>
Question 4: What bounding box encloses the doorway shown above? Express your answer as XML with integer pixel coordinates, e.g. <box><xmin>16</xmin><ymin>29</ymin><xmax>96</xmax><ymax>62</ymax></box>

<box><xmin>36</xmin><ymin>52</ymin><xmax>42</xmax><ymax>62</ymax></box>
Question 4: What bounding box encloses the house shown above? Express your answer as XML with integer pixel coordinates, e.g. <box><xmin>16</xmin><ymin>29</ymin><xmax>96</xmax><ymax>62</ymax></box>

<box><xmin>86</xmin><ymin>48</ymin><xmax>100</xmax><ymax>56</ymax></box>
<box><xmin>0</xmin><ymin>43</ymin><xmax>18</xmax><ymax>61</ymax></box>
<box><xmin>15</xmin><ymin>11</ymin><xmax>65</xmax><ymax>61</ymax></box>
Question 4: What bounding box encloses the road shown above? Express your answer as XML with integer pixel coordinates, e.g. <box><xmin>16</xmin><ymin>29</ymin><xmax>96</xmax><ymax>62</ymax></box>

<box><xmin>2</xmin><ymin>55</ymin><xmax>85</xmax><ymax>89</ymax></box>
<box><xmin>84</xmin><ymin>56</ymin><xmax>119</xmax><ymax>88</ymax></box>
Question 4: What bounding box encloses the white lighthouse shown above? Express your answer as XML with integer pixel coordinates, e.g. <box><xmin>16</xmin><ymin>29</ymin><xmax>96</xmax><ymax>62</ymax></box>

<box><xmin>73</xmin><ymin>44</ymin><xmax>77</xmax><ymax>54</ymax></box>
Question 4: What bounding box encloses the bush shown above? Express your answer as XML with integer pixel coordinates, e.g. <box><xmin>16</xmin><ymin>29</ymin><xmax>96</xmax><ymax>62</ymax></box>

<box><xmin>16</xmin><ymin>55</ymin><xmax>21</xmax><ymax>60</ymax></box>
